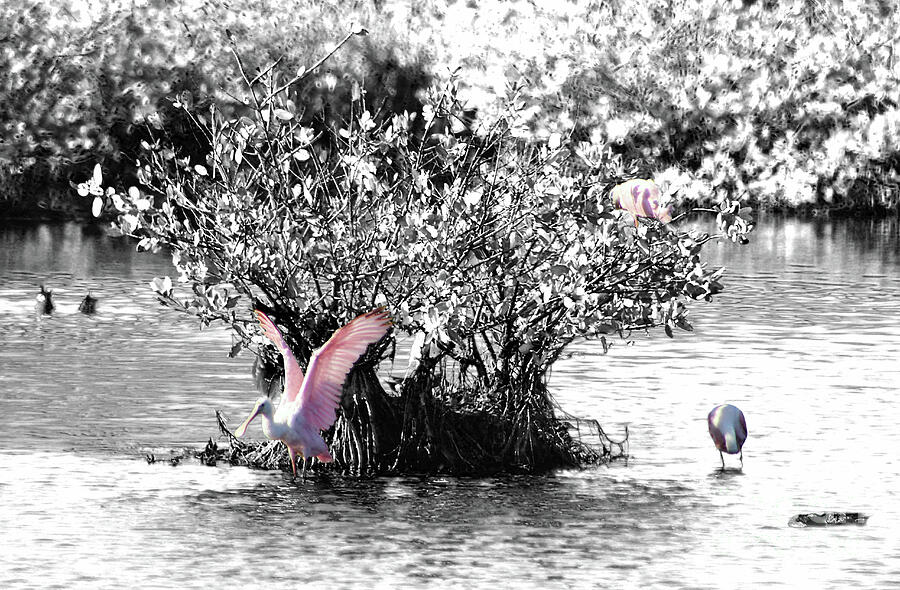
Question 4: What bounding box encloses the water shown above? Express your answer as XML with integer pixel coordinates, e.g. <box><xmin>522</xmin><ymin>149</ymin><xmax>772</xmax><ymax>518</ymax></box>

<box><xmin>1</xmin><ymin>218</ymin><xmax>898</xmax><ymax>588</ymax></box>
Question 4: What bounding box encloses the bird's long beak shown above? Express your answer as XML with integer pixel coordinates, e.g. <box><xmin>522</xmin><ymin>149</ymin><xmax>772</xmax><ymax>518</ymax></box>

<box><xmin>233</xmin><ymin>407</ymin><xmax>262</xmax><ymax>437</ymax></box>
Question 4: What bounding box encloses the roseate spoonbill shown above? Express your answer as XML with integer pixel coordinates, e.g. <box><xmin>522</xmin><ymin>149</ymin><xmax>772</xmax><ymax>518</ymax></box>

<box><xmin>36</xmin><ymin>285</ymin><xmax>54</xmax><ymax>315</ymax></box>
<box><xmin>79</xmin><ymin>291</ymin><xmax>97</xmax><ymax>315</ymax></box>
<box><xmin>611</xmin><ymin>178</ymin><xmax>673</xmax><ymax>226</ymax></box>
<box><xmin>707</xmin><ymin>403</ymin><xmax>747</xmax><ymax>469</ymax></box>
<box><xmin>234</xmin><ymin>308</ymin><xmax>392</xmax><ymax>478</ymax></box>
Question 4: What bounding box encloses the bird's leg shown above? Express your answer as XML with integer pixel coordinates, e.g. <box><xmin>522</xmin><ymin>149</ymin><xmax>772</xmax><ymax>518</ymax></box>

<box><xmin>719</xmin><ymin>450</ymin><xmax>725</xmax><ymax>470</ymax></box>
<box><xmin>301</xmin><ymin>455</ymin><xmax>308</xmax><ymax>480</ymax></box>
<box><xmin>288</xmin><ymin>447</ymin><xmax>298</xmax><ymax>478</ymax></box>
<box><xmin>739</xmin><ymin>451</ymin><xmax>743</xmax><ymax>469</ymax></box>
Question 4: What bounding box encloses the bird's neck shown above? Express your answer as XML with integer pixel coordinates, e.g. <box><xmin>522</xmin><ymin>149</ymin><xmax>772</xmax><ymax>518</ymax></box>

<box><xmin>260</xmin><ymin>410</ymin><xmax>288</xmax><ymax>440</ymax></box>
<box><xmin>724</xmin><ymin>430</ymin><xmax>738</xmax><ymax>454</ymax></box>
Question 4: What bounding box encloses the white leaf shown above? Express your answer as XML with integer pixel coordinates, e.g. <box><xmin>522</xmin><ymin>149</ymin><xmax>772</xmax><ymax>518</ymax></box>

<box><xmin>111</xmin><ymin>194</ymin><xmax>126</xmax><ymax>211</ymax></box>
<box><xmin>121</xmin><ymin>214</ymin><xmax>139</xmax><ymax>234</ymax></box>
<box><xmin>696</xmin><ymin>87</ymin><xmax>712</xmax><ymax>109</ymax></box>
<box><xmin>462</xmin><ymin>188</ymin><xmax>482</xmax><ymax>207</ymax></box>
<box><xmin>548</xmin><ymin>133</ymin><xmax>561</xmax><ymax>150</ymax></box>
<box><xmin>274</xmin><ymin>108</ymin><xmax>294</xmax><ymax>121</ymax></box>
<box><xmin>150</xmin><ymin>276</ymin><xmax>173</xmax><ymax>296</ymax></box>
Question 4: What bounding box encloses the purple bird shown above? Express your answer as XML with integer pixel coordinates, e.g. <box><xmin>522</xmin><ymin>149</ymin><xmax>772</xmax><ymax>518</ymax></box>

<box><xmin>707</xmin><ymin>404</ymin><xmax>747</xmax><ymax>469</ymax></box>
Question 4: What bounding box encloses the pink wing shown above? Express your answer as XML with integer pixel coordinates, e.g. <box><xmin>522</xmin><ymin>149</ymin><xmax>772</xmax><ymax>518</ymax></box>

<box><xmin>293</xmin><ymin>308</ymin><xmax>392</xmax><ymax>432</ymax></box>
<box><xmin>255</xmin><ymin>310</ymin><xmax>304</xmax><ymax>403</ymax></box>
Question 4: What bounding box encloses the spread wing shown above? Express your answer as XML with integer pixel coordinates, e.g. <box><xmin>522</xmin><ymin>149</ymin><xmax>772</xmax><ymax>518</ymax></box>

<box><xmin>292</xmin><ymin>308</ymin><xmax>392</xmax><ymax>432</ymax></box>
<box><xmin>254</xmin><ymin>310</ymin><xmax>304</xmax><ymax>404</ymax></box>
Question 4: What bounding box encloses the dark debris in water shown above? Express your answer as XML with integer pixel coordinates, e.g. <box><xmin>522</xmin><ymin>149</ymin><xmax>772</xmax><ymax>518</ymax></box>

<box><xmin>78</xmin><ymin>291</ymin><xmax>97</xmax><ymax>314</ymax></box>
<box><xmin>198</xmin><ymin>438</ymin><xmax>219</xmax><ymax>466</ymax></box>
<box><xmin>213</xmin><ymin>410</ymin><xmax>293</xmax><ymax>470</ymax></box>
<box><xmin>561</xmin><ymin>416</ymin><xmax>629</xmax><ymax>465</ymax></box>
<box><xmin>143</xmin><ymin>414</ymin><xmax>291</xmax><ymax>471</ymax></box>
<box><xmin>788</xmin><ymin>512</ymin><xmax>870</xmax><ymax>527</ymax></box>
<box><xmin>144</xmin><ymin>408</ymin><xmax>630</xmax><ymax>476</ymax></box>
<box><xmin>145</xmin><ymin>451</ymin><xmax>189</xmax><ymax>466</ymax></box>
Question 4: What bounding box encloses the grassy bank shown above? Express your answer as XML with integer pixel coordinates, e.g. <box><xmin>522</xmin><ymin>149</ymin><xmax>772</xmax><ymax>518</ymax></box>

<box><xmin>2</xmin><ymin>0</ymin><xmax>899</xmax><ymax>218</ymax></box>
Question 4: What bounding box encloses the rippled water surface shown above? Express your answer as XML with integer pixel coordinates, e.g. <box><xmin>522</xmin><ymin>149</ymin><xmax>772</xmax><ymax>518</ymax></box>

<box><xmin>1</xmin><ymin>218</ymin><xmax>899</xmax><ymax>589</ymax></box>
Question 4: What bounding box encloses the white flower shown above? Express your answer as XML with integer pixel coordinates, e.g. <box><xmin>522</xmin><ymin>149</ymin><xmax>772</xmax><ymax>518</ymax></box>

<box><xmin>605</xmin><ymin>118</ymin><xmax>630</xmax><ymax>143</ymax></box>
<box><xmin>77</xmin><ymin>163</ymin><xmax>103</xmax><ymax>197</ymax></box>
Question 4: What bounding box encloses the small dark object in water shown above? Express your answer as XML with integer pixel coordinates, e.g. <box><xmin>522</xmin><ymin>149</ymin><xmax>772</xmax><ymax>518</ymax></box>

<box><xmin>788</xmin><ymin>512</ymin><xmax>870</xmax><ymax>527</ymax></box>
<box><xmin>36</xmin><ymin>285</ymin><xmax>54</xmax><ymax>315</ymax></box>
<box><xmin>146</xmin><ymin>451</ymin><xmax>190</xmax><ymax>466</ymax></box>
<box><xmin>79</xmin><ymin>291</ymin><xmax>97</xmax><ymax>314</ymax></box>
<box><xmin>198</xmin><ymin>438</ymin><xmax>222</xmax><ymax>466</ymax></box>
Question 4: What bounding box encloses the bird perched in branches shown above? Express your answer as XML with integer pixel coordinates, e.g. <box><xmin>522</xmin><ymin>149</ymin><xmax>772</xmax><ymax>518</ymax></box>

<box><xmin>611</xmin><ymin>178</ymin><xmax>673</xmax><ymax>226</ymax></box>
<box><xmin>707</xmin><ymin>403</ymin><xmax>748</xmax><ymax>470</ymax></box>
<box><xmin>234</xmin><ymin>308</ymin><xmax>392</xmax><ymax>479</ymax></box>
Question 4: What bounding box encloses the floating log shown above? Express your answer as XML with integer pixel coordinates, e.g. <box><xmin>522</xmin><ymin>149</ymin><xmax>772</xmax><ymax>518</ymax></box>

<box><xmin>788</xmin><ymin>512</ymin><xmax>870</xmax><ymax>527</ymax></box>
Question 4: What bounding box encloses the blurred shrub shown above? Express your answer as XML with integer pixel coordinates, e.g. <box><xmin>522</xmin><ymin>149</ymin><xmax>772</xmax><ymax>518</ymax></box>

<box><xmin>0</xmin><ymin>0</ymin><xmax>431</xmax><ymax>218</ymax></box>
<box><xmin>413</xmin><ymin>0</ymin><xmax>900</xmax><ymax>212</ymax></box>
<box><xmin>3</xmin><ymin>0</ymin><xmax>899</xmax><ymax>216</ymax></box>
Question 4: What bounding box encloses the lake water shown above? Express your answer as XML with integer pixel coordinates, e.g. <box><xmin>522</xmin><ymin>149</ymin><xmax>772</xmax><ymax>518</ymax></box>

<box><xmin>1</xmin><ymin>217</ymin><xmax>898</xmax><ymax>588</ymax></box>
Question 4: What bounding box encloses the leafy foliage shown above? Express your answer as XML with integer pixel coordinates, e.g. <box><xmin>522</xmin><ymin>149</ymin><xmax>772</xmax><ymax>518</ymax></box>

<box><xmin>95</xmin><ymin>44</ymin><xmax>753</xmax><ymax>473</ymax></box>
<box><xmin>5</xmin><ymin>0</ymin><xmax>900</xmax><ymax>217</ymax></box>
<box><xmin>415</xmin><ymin>0</ymin><xmax>900</xmax><ymax>212</ymax></box>
<box><xmin>0</xmin><ymin>0</ymin><xmax>429</xmax><ymax>217</ymax></box>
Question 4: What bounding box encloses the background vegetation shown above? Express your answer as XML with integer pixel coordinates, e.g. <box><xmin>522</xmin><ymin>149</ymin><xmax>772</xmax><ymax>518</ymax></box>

<box><xmin>0</xmin><ymin>0</ymin><xmax>429</xmax><ymax>217</ymax></box>
<box><xmin>2</xmin><ymin>0</ymin><xmax>900</xmax><ymax>218</ymax></box>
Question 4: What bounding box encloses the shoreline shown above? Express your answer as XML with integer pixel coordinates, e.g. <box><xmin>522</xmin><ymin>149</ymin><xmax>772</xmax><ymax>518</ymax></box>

<box><xmin>3</xmin><ymin>202</ymin><xmax>898</xmax><ymax>225</ymax></box>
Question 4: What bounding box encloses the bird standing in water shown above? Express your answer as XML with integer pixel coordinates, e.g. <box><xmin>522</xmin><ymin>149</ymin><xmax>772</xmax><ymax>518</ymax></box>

<box><xmin>707</xmin><ymin>403</ymin><xmax>748</xmax><ymax>469</ymax></box>
<box><xmin>234</xmin><ymin>308</ymin><xmax>392</xmax><ymax>478</ymax></box>
<box><xmin>36</xmin><ymin>285</ymin><xmax>54</xmax><ymax>315</ymax></box>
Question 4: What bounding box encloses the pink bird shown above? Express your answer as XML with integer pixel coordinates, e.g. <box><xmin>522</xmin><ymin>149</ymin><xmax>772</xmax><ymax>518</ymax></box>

<box><xmin>234</xmin><ymin>308</ymin><xmax>392</xmax><ymax>478</ymax></box>
<box><xmin>611</xmin><ymin>178</ymin><xmax>673</xmax><ymax>226</ymax></box>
